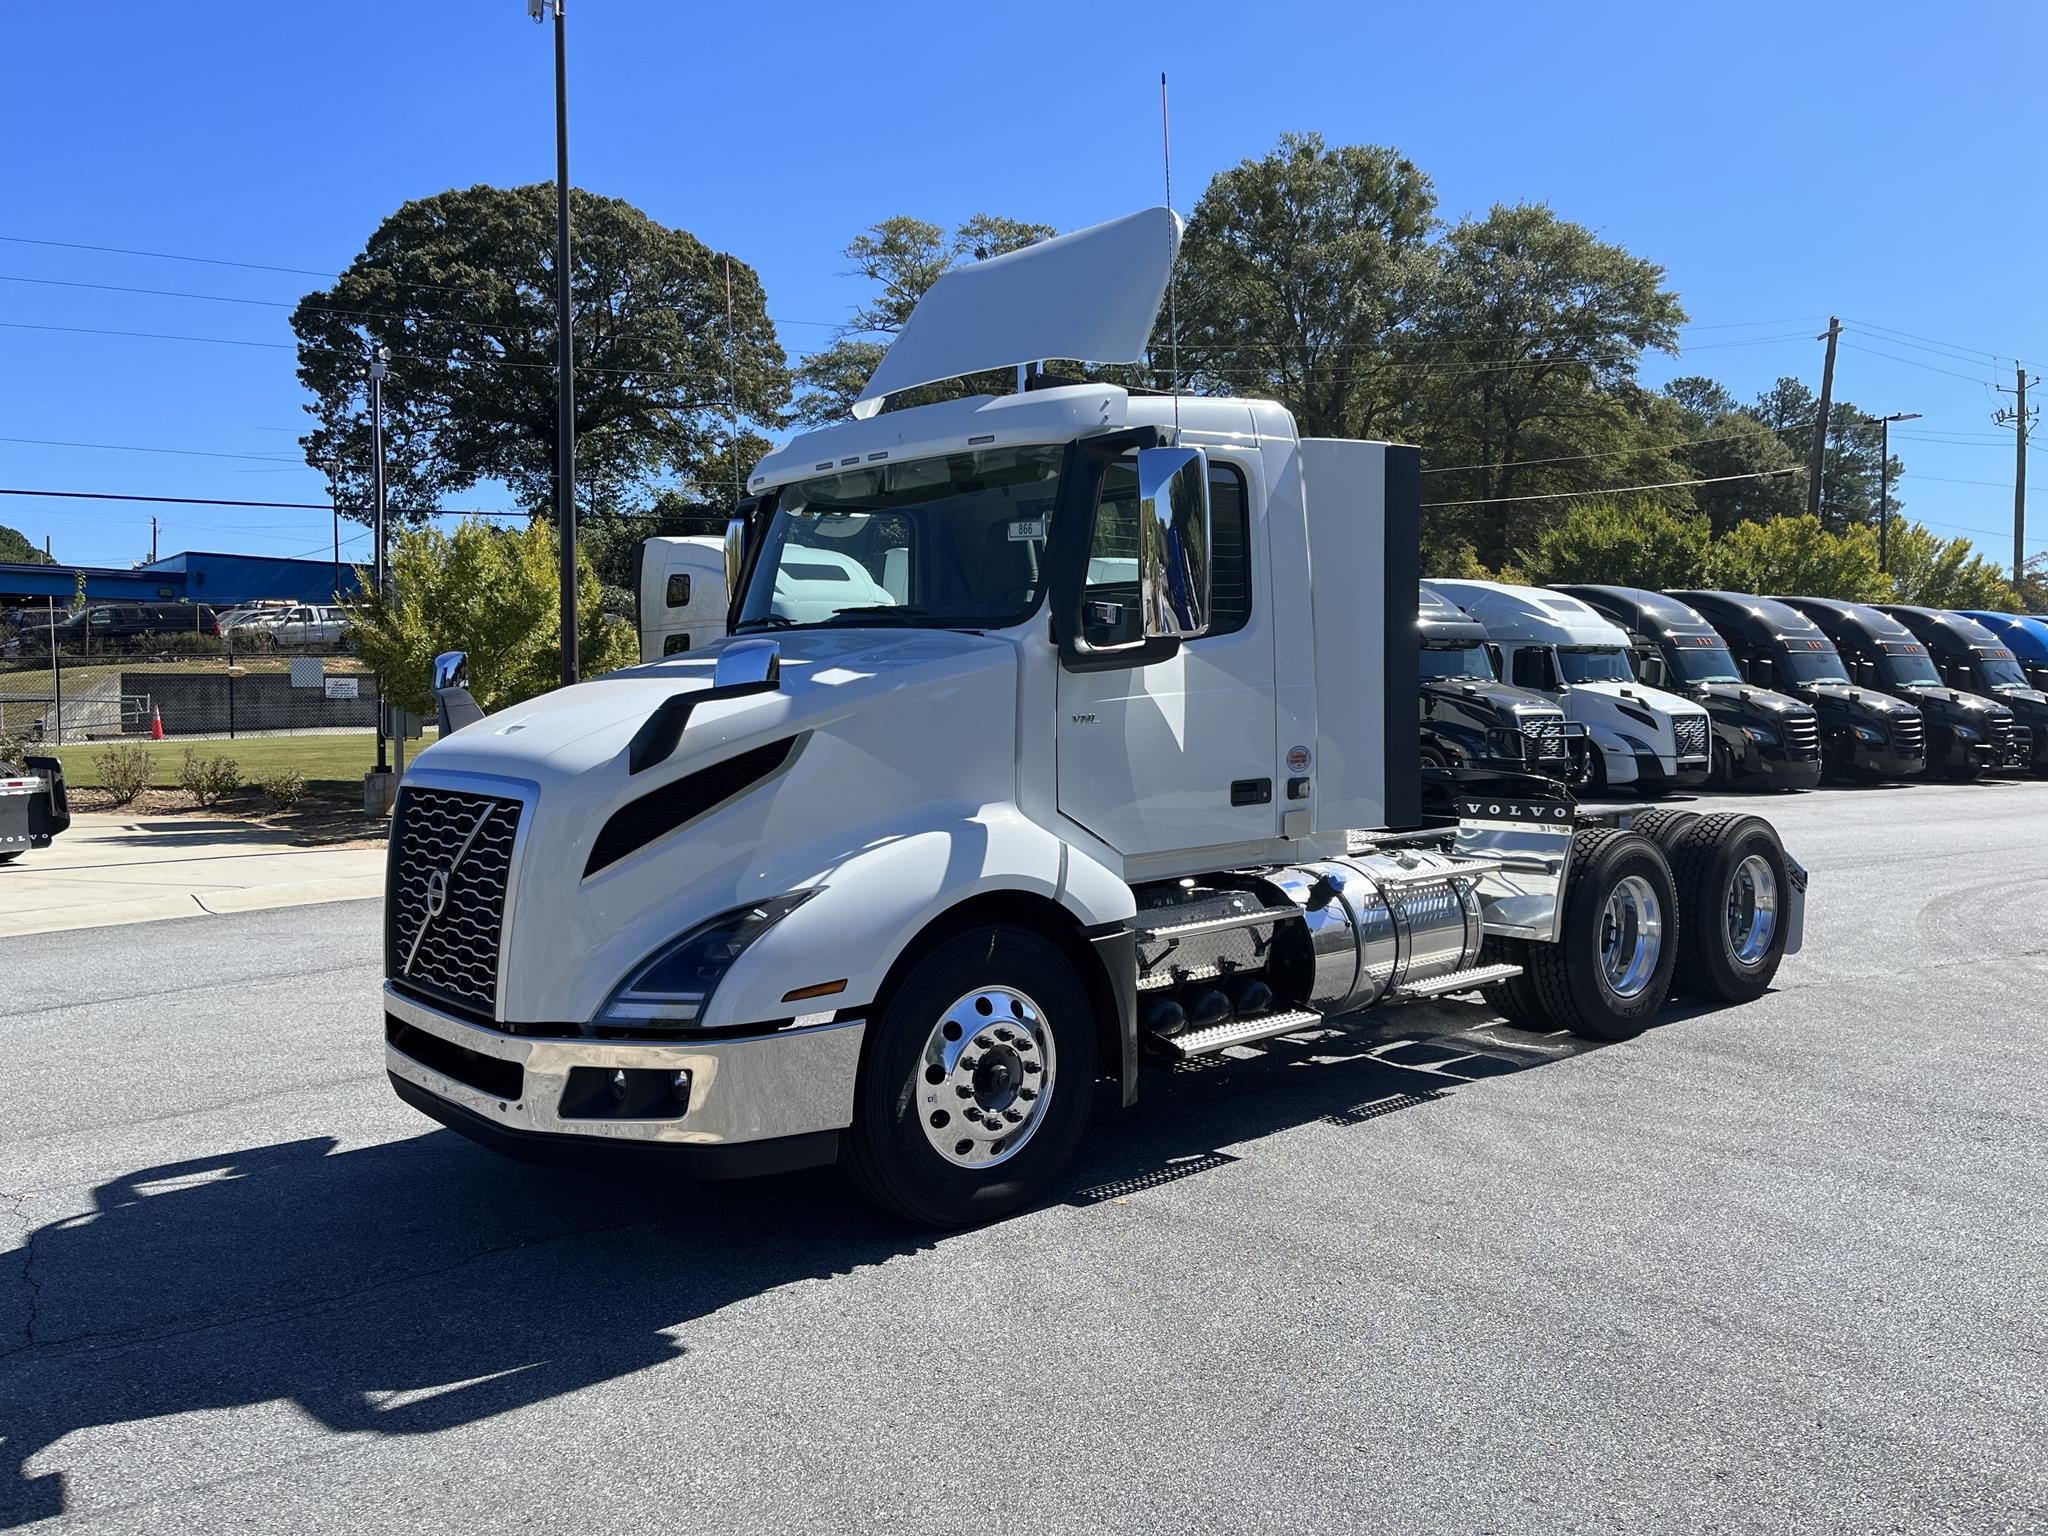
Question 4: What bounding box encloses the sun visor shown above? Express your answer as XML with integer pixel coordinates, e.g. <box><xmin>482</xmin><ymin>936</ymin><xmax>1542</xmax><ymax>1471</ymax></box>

<box><xmin>851</xmin><ymin>207</ymin><xmax>1182</xmax><ymax>420</ymax></box>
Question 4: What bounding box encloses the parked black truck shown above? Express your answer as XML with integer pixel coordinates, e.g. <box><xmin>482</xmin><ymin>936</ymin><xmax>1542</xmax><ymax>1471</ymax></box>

<box><xmin>1777</xmin><ymin>597</ymin><xmax>2018</xmax><ymax>778</ymax></box>
<box><xmin>0</xmin><ymin>751</ymin><xmax>69</xmax><ymax>864</ymax></box>
<box><xmin>1556</xmin><ymin>585</ymin><xmax>1821</xmax><ymax>790</ymax></box>
<box><xmin>1876</xmin><ymin>605</ymin><xmax>2048</xmax><ymax>773</ymax></box>
<box><xmin>1417</xmin><ymin>582</ymin><xmax>1585</xmax><ymax>781</ymax></box>
<box><xmin>1672</xmin><ymin>591</ymin><xmax>1927</xmax><ymax>781</ymax></box>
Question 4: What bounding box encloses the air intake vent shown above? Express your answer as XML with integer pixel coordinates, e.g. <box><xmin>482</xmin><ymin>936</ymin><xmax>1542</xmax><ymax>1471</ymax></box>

<box><xmin>585</xmin><ymin>736</ymin><xmax>799</xmax><ymax>877</ymax></box>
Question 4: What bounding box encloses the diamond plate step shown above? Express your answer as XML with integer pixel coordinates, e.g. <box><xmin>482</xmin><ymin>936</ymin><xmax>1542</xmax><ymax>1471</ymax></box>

<box><xmin>1131</xmin><ymin>906</ymin><xmax>1299</xmax><ymax>943</ymax></box>
<box><xmin>1393</xmin><ymin>961</ymin><xmax>1523</xmax><ymax>1000</ymax></box>
<box><xmin>1149</xmin><ymin>1008</ymin><xmax>1325</xmax><ymax>1060</ymax></box>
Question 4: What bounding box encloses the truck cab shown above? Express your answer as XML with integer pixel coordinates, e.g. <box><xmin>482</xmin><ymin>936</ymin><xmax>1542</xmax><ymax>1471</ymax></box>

<box><xmin>1877</xmin><ymin>605</ymin><xmax>2047</xmax><ymax>773</ymax></box>
<box><xmin>1556</xmin><ymin>586</ymin><xmax>1821</xmax><ymax>790</ymax></box>
<box><xmin>1671</xmin><ymin>591</ymin><xmax>1925</xmax><ymax>781</ymax></box>
<box><xmin>635</xmin><ymin>535</ymin><xmax>728</xmax><ymax>661</ymax></box>
<box><xmin>1425</xmin><ymin>581</ymin><xmax>1711</xmax><ymax>795</ymax></box>
<box><xmin>1416</xmin><ymin>582</ymin><xmax>1583</xmax><ymax>782</ymax></box>
<box><xmin>1777</xmin><ymin>597</ymin><xmax>2016</xmax><ymax>778</ymax></box>
<box><xmin>380</xmin><ymin>208</ymin><xmax>1807</xmax><ymax>1227</ymax></box>
<box><xmin>1956</xmin><ymin>610</ymin><xmax>2048</xmax><ymax>693</ymax></box>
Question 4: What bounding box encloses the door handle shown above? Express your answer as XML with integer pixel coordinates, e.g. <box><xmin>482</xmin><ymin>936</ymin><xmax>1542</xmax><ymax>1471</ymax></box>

<box><xmin>1230</xmin><ymin>778</ymin><xmax>1273</xmax><ymax>806</ymax></box>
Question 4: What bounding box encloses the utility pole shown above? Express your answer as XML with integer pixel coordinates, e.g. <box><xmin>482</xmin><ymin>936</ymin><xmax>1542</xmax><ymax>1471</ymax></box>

<box><xmin>149</xmin><ymin>515</ymin><xmax>158</xmax><ymax>564</ymax></box>
<box><xmin>531</xmin><ymin>0</ymin><xmax>578</xmax><ymax>686</ymax></box>
<box><xmin>1872</xmin><ymin>411</ymin><xmax>1920</xmax><ymax>572</ymax></box>
<box><xmin>370</xmin><ymin>348</ymin><xmax>390</xmax><ymax>779</ymax></box>
<box><xmin>1995</xmin><ymin>364</ymin><xmax>2037</xmax><ymax>589</ymax></box>
<box><xmin>1807</xmin><ymin>317</ymin><xmax>1841</xmax><ymax>524</ymax></box>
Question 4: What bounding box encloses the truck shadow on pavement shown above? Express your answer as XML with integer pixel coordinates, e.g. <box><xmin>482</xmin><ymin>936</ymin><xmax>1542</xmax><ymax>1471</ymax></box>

<box><xmin>0</xmin><ymin>1000</ymin><xmax>1688</xmax><ymax>1526</ymax></box>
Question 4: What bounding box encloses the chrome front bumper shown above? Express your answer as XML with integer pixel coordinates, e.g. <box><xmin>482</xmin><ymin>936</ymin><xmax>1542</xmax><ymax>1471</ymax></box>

<box><xmin>383</xmin><ymin>984</ymin><xmax>865</xmax><ymax>1149</ymax></box>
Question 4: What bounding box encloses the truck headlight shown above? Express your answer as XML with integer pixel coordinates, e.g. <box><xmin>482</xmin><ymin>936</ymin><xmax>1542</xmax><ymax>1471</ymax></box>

<box><xmin>597</xmin><ymin>890</ymin><xmax>819</xmax><ymax>1028</ymax></box>
<box><xmin>1741</xmin><ymin>724</ymin><xmax>1778</xmax><ymax>746</ymax></box>
<box><xmin>1852</xmin><ymin>725</ymin><xmax>1884</xmax><ymax>744</ymax></box>
<box><xmin>1486</xmin><ymin>728</ymin><xmax>1525</xmax><ymax>760</ymax></box>
<box><xmin>1952</xmin><ymin>725</ymin><xmax>1981</xmax><ymax>743</ymax></box>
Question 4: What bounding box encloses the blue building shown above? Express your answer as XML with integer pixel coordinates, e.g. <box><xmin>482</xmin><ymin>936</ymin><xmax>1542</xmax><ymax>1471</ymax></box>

<box><xmin>0</xmin><ymin>549</ymin><xmax>361</xmax><ymax>613</ymax></box>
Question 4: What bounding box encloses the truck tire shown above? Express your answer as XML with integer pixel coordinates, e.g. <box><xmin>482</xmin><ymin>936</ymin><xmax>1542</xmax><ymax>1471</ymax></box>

<box><xmin>1668</xmin><ymin>813</ymin><xmax>1790</xmax><ymax>1003</ymax></box>
<box><xmin>1628</xmin><ymin>808</ymin><xmax>1699</xmax><ymax>862</ymax></box>
<box><xmin>1478</xmin><ymin>936</ymin><xmax>1553</xmax><ymax>1029</ymax></box>
<box><xmin>1525</xmin><ymin>828</ymin><xmax>1677</xmax><ymax>1042</ymax></box>
<box><xmin>844</xmin><ymin>923</ymin><xmax>1096</xmax><ymax>1228</ymax></box>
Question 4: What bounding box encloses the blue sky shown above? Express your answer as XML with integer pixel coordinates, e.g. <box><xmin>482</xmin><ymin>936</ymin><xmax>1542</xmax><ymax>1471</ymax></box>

<box><xmin>3</xmin><ymin>1</ymin><xmax>2042</xmax><ymax>575</ymax></box>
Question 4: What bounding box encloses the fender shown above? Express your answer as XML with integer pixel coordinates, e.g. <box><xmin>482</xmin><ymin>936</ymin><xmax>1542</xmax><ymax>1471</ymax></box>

<box><xmin>1581</xmin><ymin>722</ymin><xmax>1641</xmax><ymax>784</ymax></box>
<box><xmin>706</xmin><ymin>803</ymin><xmax>1135</xmax><ymax>1032</ymax></box>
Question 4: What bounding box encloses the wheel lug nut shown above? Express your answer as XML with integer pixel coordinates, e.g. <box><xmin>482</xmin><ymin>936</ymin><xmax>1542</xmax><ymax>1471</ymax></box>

<box><xmin>1003</xmin><ymin>1109</ymin><xmax>1023</xmax><ymax>1124</ymax></box>
<box><xmin>1018</xmin><ymin>1087</ymin><xmax>1037</xmax><ymax>1101</ymax></box>
<box><xmin>955</xmin><ymin>1084</ymin><xmax>972</xmax><ymax>1098</ymax></box>
<box><xmin>1023</xmin><ymin>1060</ymin><xmax>1041</xmax><ymax>1074</ymax></box>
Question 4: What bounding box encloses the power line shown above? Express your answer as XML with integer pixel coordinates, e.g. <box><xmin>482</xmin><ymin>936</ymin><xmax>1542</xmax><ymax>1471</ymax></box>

<box><xmin>0</xmin><ymin>435</ymin><xmax>299</xmax><ymax>464</ymax></box>
<box><xmin>1837</xmin><ymin>340</ymin><xmax>2002</xmax><ymax>386</ymax></box>
<box><xmin>1422</xmin><ymin>467</ymin><xmax>1800</xmax><ymax>509</ymax></box>
<box><xmin>0</xmin><ymin>485</ymin><xmax>704</xmax><ymax>525</ymax></box>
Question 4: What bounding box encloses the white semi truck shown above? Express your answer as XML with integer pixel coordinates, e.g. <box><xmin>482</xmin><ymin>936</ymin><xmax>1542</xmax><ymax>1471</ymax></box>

<box><xmin>382</xmin><ymin>209</ymin><xmax>1806</xmax><ymax>1225</ymax></box>
<box><xmin>635</xmin><ymin>535</ymin><xmax>727</xmax><ymax>660</ymax></box>
<box><xmin>1427</xmin><ymin>581</ymin><xmax>1714</xmax><ymax>796</ymax></box>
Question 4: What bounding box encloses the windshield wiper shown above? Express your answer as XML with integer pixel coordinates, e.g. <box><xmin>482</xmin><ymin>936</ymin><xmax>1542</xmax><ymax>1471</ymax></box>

<box><xmin>818</xmin><ymin>605</ymin><xmax>932</xmax><ymax>625</ymax></box>
<box><xmin>733</xmin><ymin>614</ymin><xmax>797</xmax><ymax>632</ymax></box>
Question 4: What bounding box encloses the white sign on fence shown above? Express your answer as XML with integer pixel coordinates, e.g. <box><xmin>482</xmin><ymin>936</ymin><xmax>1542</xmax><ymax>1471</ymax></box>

<box><xmin>323</xmin><ymin>676</ymin><xmax>360</xmax><ymax>700</ymax></box>
<box><xmin>289</xmin><ymin>657</ymin><xmax>325</xmax><ymax>690</ymax></box>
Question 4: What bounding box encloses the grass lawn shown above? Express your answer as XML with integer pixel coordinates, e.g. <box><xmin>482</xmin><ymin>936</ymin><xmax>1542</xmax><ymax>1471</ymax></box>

<box><xmin>47</xmin><ymin>731</ymin><xmax>437</xmax><ymax>791</ymax></box>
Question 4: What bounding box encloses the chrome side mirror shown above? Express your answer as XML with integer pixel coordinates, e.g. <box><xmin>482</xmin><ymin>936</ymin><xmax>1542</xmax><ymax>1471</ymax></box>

<box><xmin>1135</xmin><ymin>445</ymin><xmax>1211</xmax><ymax>642</ymax></box>
<box><xmin>713</xmin><ymin>636</ymin><xmax>781</xmax><ymax>691</ymax></box>
<box><xmin>723</xmin><ymin>516</ymin><xmax>748</xmax><ymax>600</ymax></box>
<box><xmin>432</xmin><ymin>649</ymin><xmax>485</xmax><ymax>735</ymax></box>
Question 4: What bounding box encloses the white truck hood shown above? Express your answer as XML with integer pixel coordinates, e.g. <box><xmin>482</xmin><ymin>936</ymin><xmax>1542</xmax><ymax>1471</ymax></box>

<box><xmin>1563</xmin><ymin>679</ymin><xmax>1706</xmax><ymax>719</ymax></box>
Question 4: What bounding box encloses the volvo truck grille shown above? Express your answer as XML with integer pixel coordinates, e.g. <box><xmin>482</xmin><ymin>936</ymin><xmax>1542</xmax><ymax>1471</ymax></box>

<box><xmin>1520</xmin><ymin>715</ymin><xmax>1569</xmax><ymax>761</ymax></box>
<box><xmin>386</xmin><ymin>786</ymin><xmax>523</xmax><ymax>1019</ymax></box>
<box><xmin>1673</xmin><ymin>715</ymin><xmax>1709</xmax><ymax>759</ymax></box>
<box><xmin>1889</xmin><ymin>716</ymin><xmax>1925</xmax><ymax>756</ymax></box>
<box><xmin>1783</xmin><ymin>714</ymin><xmax>1820</xmax><ymax>759</ymax></box>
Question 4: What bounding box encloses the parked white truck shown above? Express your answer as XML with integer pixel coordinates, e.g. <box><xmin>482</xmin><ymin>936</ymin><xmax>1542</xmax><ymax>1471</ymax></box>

<box><xmin>382</xmin><ymin>210</ymin><xmax>1806</xmax><ymax>1225</ymax></box>
<box><xmin>635</xmin><ymin>535</ymin><xmax>727</xmax><ymax>660</ymax></box>
<box><xmin>1427</xmin><ymin>581</ymin><xmax>1714</xmax><ymax>795</ymax></box>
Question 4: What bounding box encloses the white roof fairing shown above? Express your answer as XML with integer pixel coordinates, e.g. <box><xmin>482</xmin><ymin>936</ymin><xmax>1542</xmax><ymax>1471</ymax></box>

<box><xmin>851</xmin><ymin>207</ymin><xmax>1183</xmax><ymax>420</ymax></box>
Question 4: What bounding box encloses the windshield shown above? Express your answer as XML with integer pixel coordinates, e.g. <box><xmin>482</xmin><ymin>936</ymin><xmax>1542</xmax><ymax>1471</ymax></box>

<box><xmin>1973</xmin><ymin>648</ymin><xmax>2031</xmax><ymax>690</ymax></box>
<box><xmin>1556</xmin><ymin>646</ymin><xmax>1635</xmax><ymax>684</ymax></box>
<box><xmin>735</xmin><ymin>444</ymin><xmax>1064</xmax><ymax>632</ymax></box>
<box><xmin>1778</xmin><ymin>642</ymin><xmax>1852</xmax><ymax>685</ymax></box>
<box><xmin>1877</xmin><ymin>641</ymin><xmax>1943</xmax><ymax>687</ymax></box>
<box><xmin>1664</xmin><ymin>641</ymin><xmax>1743</xmax><ymax>685</ymax></box>
<box><xmin>1419</xmin><ymin>643</ymin><xmax>1495</xmax><ymax>682</ymax></box>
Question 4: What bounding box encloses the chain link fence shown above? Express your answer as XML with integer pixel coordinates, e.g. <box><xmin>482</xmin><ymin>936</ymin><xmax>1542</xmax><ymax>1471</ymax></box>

<box><xmin>0</xmin><ymin>637</ymin><xmax>378</xmax><ymax>747</ymax></box>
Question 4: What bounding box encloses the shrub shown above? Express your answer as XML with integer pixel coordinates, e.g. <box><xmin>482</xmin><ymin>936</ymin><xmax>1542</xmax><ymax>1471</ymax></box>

<box><xmin>177</xmin><ymin>748</ymin><xmax>243</xmax><ymax>807</ymax></box>
<box><xmin>96</xmin><ymin>745</ymin><xmax>156</xmax><ymax>806</ymax></box>
<box><xmin>156</xmin><ymin>631</ymin><xmax>230</xmax><ymax>657</ymax></box>
<box><xmin>258</xmin><ymin>766</ymin><xmax>308</xmax><ymax>811</ymax></box>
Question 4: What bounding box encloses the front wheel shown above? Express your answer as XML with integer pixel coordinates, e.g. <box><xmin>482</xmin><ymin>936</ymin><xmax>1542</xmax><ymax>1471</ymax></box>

<box><xmin>1525</xmin><ymin>828</ymin><xmax>1678</xmax><ymax>1042</ymax></box>
<box><xmin>844</xmin><ymin>924</ymin><xmax>1096</xmax><ymax>1227</ymax></box>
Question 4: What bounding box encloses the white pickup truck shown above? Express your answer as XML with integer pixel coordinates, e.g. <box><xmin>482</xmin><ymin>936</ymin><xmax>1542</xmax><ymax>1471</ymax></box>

<box><xmin>381</xmin><ymin>209</ymin><xmax>1806</xmax><ymax>1225</ymax></box>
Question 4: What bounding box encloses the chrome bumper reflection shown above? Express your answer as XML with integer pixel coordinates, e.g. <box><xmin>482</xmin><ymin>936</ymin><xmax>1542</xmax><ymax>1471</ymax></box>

<box><xmin>383</xmin><ymin>984</ymin><xmax>864</xmax><ymax>1146</ymax></box>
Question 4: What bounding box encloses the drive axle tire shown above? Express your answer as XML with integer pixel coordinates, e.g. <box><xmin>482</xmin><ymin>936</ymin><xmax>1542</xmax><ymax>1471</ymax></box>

<box><xmin>1627</xmin><ymin>809</ymin><xmax>1699</xmax><ymax>862</ymax></box>
<box><xmin>1478</xmin><ymin>936</ymin><xmax>1554</xmax><ymax>1029</ymax></box>
<box><xmin>1525</xmin><ymin>828</ymin><xmax>1677</xmax><ymax>1042</ymax></box>
<box><xmin>844</xmin><ymin>923</ymin><xmax>1096</xmax><ymax>1228</ymax></box>
<box><xmin>1669</xmin><ymin>813</ymin><xmax>1791</xmax><ymax>1003</ymax></box>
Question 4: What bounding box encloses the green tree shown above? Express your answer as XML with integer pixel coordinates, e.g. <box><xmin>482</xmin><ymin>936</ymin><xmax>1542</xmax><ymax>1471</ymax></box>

<box><xmin>0</xmin><ymin>523</ymin><xmax>52</xmax><ymax>564</ymax></box>
<box><xmin>1519</xmin><ymin>498</ymin><xmax>1712</xmax><ymax>589</ymax></box>
<box><xmin>1742</xmin><ymin>378</ymin><xmax>1901</xmax><ymax>533</ymax></box>
<box><xmin>792</xmin><ymin>213</ymin><xmax>1055</xmax><ymax>425</ymax></box>
<box><xmin>342</xmin><ymin>518</ymin><xmax>637</xmax><ymax>717</ymax></box>
<box><xmin>1705</xmin><ymin>515</ymin><xmax>1886</xmax><ymax>601</ymax></box>
<box><xmin>1882</xmin><ymin>523</ymin><xmax>2019</xmax><ymax>609</ymax></box>
<box><xmin>1409</xmin><ymin>203</ymin><xmax>1687</xmax><ymax>566</ymax></box>
<box><xmin>1662</xmin><ymin>376</ymin><xmax>1805</xmax><ymax>535</ymax></box>
<box><xmin>291</xmin><ymin>184</ymin><xmax>789</xmax><ymax>525</ymax></box>
<box><xmin>1167</xmin><ymin>133</ymin><xmax>1438</xmax><ymax>439</ymax></box>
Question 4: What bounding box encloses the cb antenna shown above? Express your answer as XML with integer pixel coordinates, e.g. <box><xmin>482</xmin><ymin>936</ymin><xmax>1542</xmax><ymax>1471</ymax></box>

<box><xmin>724</xmin><ymin>254</ymin><xmax>741</xmax><ymax>509</ymax></box>
<box><xmin>1161</xmin><ymin>70</ymin><xmax>1181</xmax><ymax>437</ymax></box>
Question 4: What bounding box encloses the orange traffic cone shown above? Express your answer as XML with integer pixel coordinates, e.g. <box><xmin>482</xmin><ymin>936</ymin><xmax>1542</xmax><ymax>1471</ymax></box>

<box><xmin>150</xmin><ymin>705</ymin><xmax>165</xmax><ymax>741</ymax></box>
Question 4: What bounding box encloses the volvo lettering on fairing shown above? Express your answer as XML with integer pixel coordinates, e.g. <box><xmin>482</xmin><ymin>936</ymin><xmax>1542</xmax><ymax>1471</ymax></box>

<box><xmin>377</xmin><ymin>206</ymin><xmax>1813</xmax><ymax>1227</ymax></box>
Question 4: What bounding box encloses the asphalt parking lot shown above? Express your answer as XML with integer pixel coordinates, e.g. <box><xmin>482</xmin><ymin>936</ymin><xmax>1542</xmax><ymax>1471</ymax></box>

<box><xmin>3</xmin><ymin>781</ymin><xmax>2045</xmax><ymax>1534</ymax></box>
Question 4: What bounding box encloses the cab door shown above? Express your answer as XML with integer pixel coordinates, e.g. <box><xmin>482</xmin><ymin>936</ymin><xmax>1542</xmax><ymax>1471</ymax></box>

<box><xmin>1055</xmin><ymin>452</ymin><xmax>1280</xmax><ymax>858</ymax></box>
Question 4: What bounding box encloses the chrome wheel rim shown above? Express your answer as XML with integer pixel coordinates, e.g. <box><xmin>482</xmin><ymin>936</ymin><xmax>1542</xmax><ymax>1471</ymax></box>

<box><xmin>1599</xmin><ymin>874</ymin><xmax>1664</xmax><ymax>999</ymax></box>
<box><xmin>916</xmin><ymin>986</ymin><xmax>1056</xmax><ymax>1169</ymax></box>
<box><xmin>1726</xmin><ymin>854</ymin><xmax>1778</xmax><ymax>966</ymax></box>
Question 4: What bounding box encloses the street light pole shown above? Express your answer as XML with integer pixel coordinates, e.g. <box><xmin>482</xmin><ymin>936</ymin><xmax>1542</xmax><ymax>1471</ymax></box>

<box><xmin>1872</xmin><ymin>411</ymin><xmax>1921</xmax><ymax>573</ymax></box>
<box><xmin>533</xmin><ymin>0</ymin><xmax>578</xmax><ymax>686</ymax></box>
<box><xmin>370</xmin><ymin>348</ymin><xmax>390</xmax><ymax>775</ymax></box>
